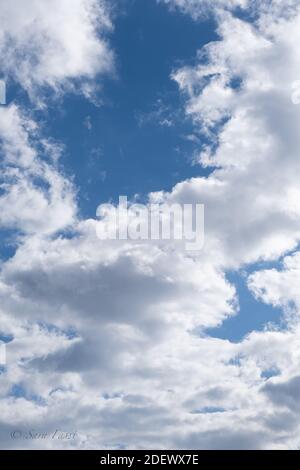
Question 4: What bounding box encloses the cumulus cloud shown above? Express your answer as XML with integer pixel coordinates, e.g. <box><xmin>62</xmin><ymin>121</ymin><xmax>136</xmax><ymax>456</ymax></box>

<box><xmin>0</xmin><ymin>0</ymin><xmax>114</xmax><ymax>100</ymax></box>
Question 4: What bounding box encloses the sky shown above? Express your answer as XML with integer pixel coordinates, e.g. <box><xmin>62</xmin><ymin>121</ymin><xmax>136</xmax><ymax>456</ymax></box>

<box><xmin>1</xmin><ymin>0</ymin><xmax>300</xmax><ymax>450</ymax></box>
<box><xmin>46</xmin><ymin>0</ymin><xmax>216</xmax><ymax>211</ymax></box>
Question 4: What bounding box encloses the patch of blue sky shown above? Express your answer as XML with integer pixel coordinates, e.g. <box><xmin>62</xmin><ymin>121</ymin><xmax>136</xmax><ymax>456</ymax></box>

<box><xmin>205</xmin><ymin>243</ymin><xmax>300</xmax><ymax>343</ymax></box>
<box><xmin>2</xmin><ymin>0</ymin><xmax>290</xmax><ymax>348</ymax></box>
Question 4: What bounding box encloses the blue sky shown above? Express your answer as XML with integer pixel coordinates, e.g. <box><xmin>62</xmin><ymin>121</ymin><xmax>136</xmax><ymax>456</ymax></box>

<box><xmin>38</xmin><ymin>0</ymin><xmax>284</xmax><ymax>344</ymax></box>
<box><xmin>1</xmin><ymin>0</ymin><xmax>300</xmax><ymax>451</ymax></box>
<box><xmin>45</xmin><ymin>0</ymin><xmax>216</xmax><ymax>212</ymax></box>
<box><xmin>207</xmin><ymin>270</ymin><xmax>283</xmax><ymax>342</ymax></box>
<box><xmin>4</xmin><ymin>0</ymin><xmax>280</xmax><ymax>344</ymax></box>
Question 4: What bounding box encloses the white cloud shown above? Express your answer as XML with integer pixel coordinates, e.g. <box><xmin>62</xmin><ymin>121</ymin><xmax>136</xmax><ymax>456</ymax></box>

<box><xmin>160</xmin><ymin>0</ymin><xmax>248</xmax><ymax>19</ymax></box>
<box><xmin>248</xmin><ymin>253</ymin><xmax>300</xmax><ymax>319</ymax></box>
<box><xmin>0</xmin><ymin>105</ymin><xmax>76</xmax><ymax>234</ymax></box>
<box><xmin>168</xmin><ymin>5</ymin><xmax>300</xmax><ymax>267</ymax></box>
<box><xmin>0</xmin><ymin>225</ymin><xmax>241</xmax><ymax>449</ymax></box>
<box><xmin>160</xmin><ymin>0</ymin><xmax>300</xmax><ymax>19</ymax></box>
